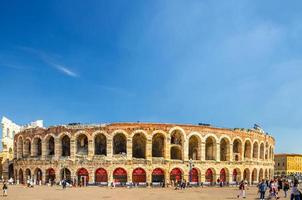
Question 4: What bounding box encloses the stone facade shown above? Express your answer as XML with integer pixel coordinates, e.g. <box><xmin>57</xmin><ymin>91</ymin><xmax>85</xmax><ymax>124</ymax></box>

<box><xmin>13</xmin><ymin>123</ymin><xmax>275</xmax><ymax>185</ymax></box>
<box><xmin>275</xmin><ymin>154</ymin><xmax>302</xmax><ymax>176</ymax></box>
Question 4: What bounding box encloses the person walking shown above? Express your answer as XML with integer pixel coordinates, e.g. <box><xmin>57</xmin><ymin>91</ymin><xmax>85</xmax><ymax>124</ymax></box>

<box><xmin>258</xmin><ymin>179</ymin><xmax>267</xmax><ymax>200</ymax></box>
<box><xmin>283</xmin><ymin>180</ymin><xmax>290</xmax><ymax>198</ymax></box>
<box><xmin>237</xmin><ymin>180</ymin><xmax>246</xmax><ymax>198</ymax></box>
<box><xmin>2</xmin><ymin>181</ymin><xmax>8</xmax><ymax>197</ymax></box>
<box><xmin>291</xmin><ymin>180</ymin><xmax>301</xmax><ymax>200</ymax></box>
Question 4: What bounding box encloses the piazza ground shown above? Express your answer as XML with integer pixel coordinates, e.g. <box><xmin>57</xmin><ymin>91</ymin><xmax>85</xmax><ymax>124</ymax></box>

<box><xmin>5</xmin><ymin>185</ymin><xmax>291</xmax><ymax>200</ymax></box>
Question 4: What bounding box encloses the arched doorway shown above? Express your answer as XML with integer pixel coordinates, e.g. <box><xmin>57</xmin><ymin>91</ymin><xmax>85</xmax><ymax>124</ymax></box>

<box><xmin>205</xmin><ymin>168</ymin><xmax>214</xmax><ymax>183</ymax></box>
<box><xmin>220</xmin><ymin>169</ymin><xmax>227</xmax><ymax>183</ymax></box>
<box><xmin>220</xmin><ymin>138</ymin><xmax>230</xmax><ymax>161</ymax></box>
<box><xmin>46</xmin><ymin>168</ymin><xmax>56</xmax><ymax>184</ymax></box>
<box><xmin>95</xmin><ymin>168</ymin><xmax>108</xmax><ymax>183</ymax></box>
<box><xmin>190</xmin><ymin>168</ymin><xmax>199</xmax><ymax>183</ymax></box>
<box><xmin>243</xmin><ymin>169</ymin><xmax>250</xmax><ymax>183</ymax></box>
<box><xmin>46</xmin><ymin>136</ymin><xmax>55</xmax><ymax>156</ymax></box>
<box><xmin>25</xmin><ymin>169</ymin><xmax>31</xmax><ymax>180</ymax></box>
<box><xmin>170</xmin><ymin>168</ymin><xmax>182</xmax><ymax>182</ymax></box>
<box><xmin>94</xmin><ymin>134</ymin><xmax>107</xmax><ymax>156</ymax></box>
<box><xmin>205</xmin><ymin>137</ymin><xmax>216</xmax><ymax>160</ymax></box>
<box><xmin>113</xmin><ymin>133</ymin><xmax>127</xmax><ymax>155</ymax></box>
<box><xmin>34</xmin><ymin>168</ymin><xmax>43</xmax><ymax>185</ymax></box>
<box><xmin>76</xmin><ymin>134</ymin><xmax>88</xmax><ymax>155</ymax></box>
<box><xmin>113</xmin><ymin>168</ymin><xmax>127</xmax><ymax>183</ymax></box>
<box><xmin>132</xmin><ymin>133</ymin><xmax>146</xmax><ymax>159</ymax></box>
<box><xmin>8</xmin><ymin>163</ymin><xmax>14</xmax><ymax>179</ymax></box>
<box><xmin>233</xmin><ymin>139</ymin><xmax>242</xmax><ymax>161</ymax></box>
<box><xmin>189</xmin><ymin>136</ymin><xmax>200</xmax><ymax>160</ymax></box>
<box><xmin>152</xmin><ymin>133</ymin><xmax>165</xmax><ymax>158</ymax></box>
<box><xmin>252</xmin><ymin>169</ymin><xmax>257</xmax><ymax>184</ymax></box>
<box><xmin>61</xmin><ymin>135</ymin><xmax>71</xmax><ymax>156</ymax></box>
<box><xmin>152</xmin><ymin>168</ymin><xmax>165</xmax><ymax>183</ymax></box>
<box><xmin>170</xmin><ymin>130</ymin><xmax>183</xmax><ymax>160</ymax></box>
<box><xmin>61</xmin><ymin>168</ymin><xmax>71</xmax><ymax>183</ymax></box>
<box><xmin>232</xmin><ymin>168</ymin><xmax>241</xmax><ymax>182</ymax></box>
<box><xmin>18</xmin><ymin>169</ymin><xmax>24</xmax><ymax>184</ymax></box>
<box><xmin>77</xmin><ymin>168</ymin><xmax>89</xmax><ymax>186</ymax></box>
<box><xmin>132</xmin><ymin>168</ymin><xmax>146</xmax><ymax>183</ymax></box>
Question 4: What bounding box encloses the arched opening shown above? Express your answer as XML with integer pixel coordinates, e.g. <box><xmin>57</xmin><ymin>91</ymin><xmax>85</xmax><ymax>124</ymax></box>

<box><xmin>113</xmin><ymin>168</ymin><xmax>127</xmax><ymax>183</ymax></box>
<box><xmin>8</xmin><ymin>163</ymin><xmax>14</xmax><ymax>179</ymax></box>
<box><xmin>205</xmin><ymin>168</ymin><xmax>215</xmax><ymax>183</ymax></box>
<box><xmin>95</xmin><ymin>168</ymin><xmax>108</xmax><ymax>183</ymax></box>
<box><xmin>113</xmin><ymin>133</ymin><xmax>127</xmax><ymax>155</ymax></box>
<box><xmin>220</xmin><ymin>168</ymin><xmax>228</xmax><ymax>183</ymax></box>
<box><xmin>170</xmin><ymin>168</ymin><xmax>182</xmax><ymax>182</ymax></box>
<box><xmin>61</xmin><ymin>135</ymin><xmax>70</xmax><ymax>157</ymax></box>
<box><xmin>152</xmin><ymin>168</ymin><xmax>165</xmax><ymax>183</ymax></box>
<box><xmin>220</xmin><ymin>138</ymin><xmax>230</xmax><ymax>161</ymax></box>
<box><xmin>34</xmin><ymin>168</ymin><xmax>43</xmax><ymax>184</ymax></box>
<box><xmin>265</xmin><ymin>169</ymin><xmax>268</xmax><ymax>179</ymax></box>
<box><xmin>61</xmin><ymin>168</ymin><xmax>71</xmax><ymax>183</ymax></box>
<box><xmin>132</xmin><ymin>168</ymin><xmax>146</xmax><ymax>183</ymax></box>
<box><xmin>205</xmin><ymin>137</ymin><xmax>216</xmax><ymax>160</ymax></box>
<box><xmin>243</xmin><ymin>169</ymin><xmax>250</xmax><ymax>183</ymax></box>
<box><xmin>77</xmin><ymin>168</ymin><xmax>89</xmax><ymax>186</ymax></box>
<box><xmin>190</xmin><ymin>168</ymin><xmax>199</xmax><ymax>183</ymax></box>
<box><xmin>253</xmin><ymin>142</ymin><xmax>259</xmax><ymax>159</ymax></box>
<box><xmin>152</xmin><ymin>133</ymin><xmax>165</xmax><ymax>158</ymax></box>
<box><xmin>94</xmin><ymin>134</ymin><xmax>107</xmax><ymax>156</ymax></box>
<box><xmin>233</xmin><ymin>139</ymin><xmax>242</xmax><ymax>161</ymax></box>
<box><xmin>132</xmin><ymin>133</ymin><xmax>146</xmax><ymax>159</ymax></box>
<box><xmin>260</xmin><ymin>143</ymin><xmax>264</xmax><ymax>160</ymax></box>
<box><xmin>17</xmin><ymin>137</ymin><xmax>23</xmax><ymax>158</ymax></box>
<box><xmin>244</xmin><ymin>140</ymin><xmax>252</xmax><ymax>160</ymax></box>
<box><xmin>252</xmin><ymin>169</ymin><xmax>257</xmax><ymax>184</ymax></box>
<box><xmin>24</xmin><ymin>139</ymin><xmax>31</xmax><ymax>157</ymax></box>
<box><xmin>189</xmin><ymin>135</ymin><xmax>200</xmax><ymax>160</ymax></box>
<box><xmin>265</xmin><ymin>143</ymin><xmax>269</xmax><ymax>160</ymax></box>
<box><xmin>258</xmin><ymin>169</ymin><xmax>264</xmax><ymax>181</ymax></box>
<box><xmin>46</xmin><ymin>136</ymin><xmax>55</xmax><ymax>156</ymax></box>
<box><xmin>76</xmin><ymin>134</ymin><xmax>88</xmax><ymax>155</ymax></box>
<box><xmin>232</xmin><ymin>168</ymin><xmax>241</xmax><ymax>182</ymax></box>
<box><xmin>46</xmin><ymin>168</ymin><xmax>56</xmax><ymax>184</ymax></box>
<box><xmin>25</xmin><ymin>169</ymin><xmax>31</xmax><ymax>180</ymax></box>
<box><xmin>18</xmin><ymin>169</ymin><xmax>24</xmax><ymax>184</ymax></box>
<box><xmin>170</xmin><ymin>130</ymin><xmax>183</xmax><ymax>160</ymax></box>
<box><xmin>33</xmin><ymin>138</ymin><xmax>42</xmax><ymax>157</ymax></box>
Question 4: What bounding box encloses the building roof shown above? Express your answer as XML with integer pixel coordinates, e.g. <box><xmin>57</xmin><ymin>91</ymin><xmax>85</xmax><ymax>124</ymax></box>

<box><xmin>275</xmin><ymin>153</ymin><xmax>302</xmax><ymax>157</ymax></box>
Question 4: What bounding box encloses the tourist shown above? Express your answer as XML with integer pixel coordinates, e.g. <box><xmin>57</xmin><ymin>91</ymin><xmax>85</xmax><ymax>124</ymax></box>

<box><xmin>62</xmin><ymin>179</ymin><xmax>67</xmax><ymax>189</ymax></box>
<box><xmin>283</xmin><ymin>180</ymin><xmax>290</xmax><ymax>198</ymax></box>
<box><xmin>269</xmin><ymin>180</ymin><xmax>279</xmax><ymax>199</ymax></box>
<box><xmin>278</xmin><ymin>179</ymin><xmax>283</xmax><ymax>192</ymax></box>
<box><xmin>237</xmin><ymin>180</ymin><xmax>246</xmax><ymax>198</ymax></box>
<box><xmin>258</xmin><ymin>179</ymin><xmax>267</xmax><ymax>200</ymax></box>
<box><xmin>2</xmin><ymin>181</ymin><xmax>8</xmax><ymax>197</ymax></box>
<box><xmin>291</xmin><ymin>180</ymin><xmax>301</xmax><ymax>200</ymax></box>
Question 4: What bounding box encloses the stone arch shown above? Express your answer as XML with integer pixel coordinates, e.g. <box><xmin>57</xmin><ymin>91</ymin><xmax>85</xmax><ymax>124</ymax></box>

<box><xmin>17</xmin><ymin>136</ymin><xmax>24</xmax><ymax>158</ymax></box>
<box><xmin>25</xmin><ymin>168</ymin><xmax>31</xmax><ymax>180</ymax></box>
<box><xmin>23</xmin><ymin>138</ymin><xmax>31</xmax><ymax>158</ymax></box>
<box><xmin>152</xmin><ymin>132</ymin><xmax>165</xmax><ymax>158</ymax></box>
<box><xmin>77</xmin><ymin>168</ymin><xmax>89</xmax><ymax>186</ymax></box>
<box><xmin>61</xmin><ymin>134</ymin><xmax>71</xmax><ymax>157</ymax></box>
<box><xmin>44</xmin><ymin>134</ymin><xmax>55</xmax><ymax>156</ymax></box>
<box><xmin>265</xmin><ymin>169</ymin><xmax>268</xmax><ymax>179</ymax></box>
<box><xmin>170</xmin><ymin>168</ymin><xmax>183</xmax><ymax>182</ymax></box>
<box><xmin>233</xmin><ymin>138</ymin><xmax>242</xmax><ymax>161</ymax></box>
<box><xmin>95</xmin><ymin>168</ymin><xmax>108</xmax><ymax>183</ymax></box>
<box><xmin>113</xmin><ymin>167</ymin><xmax>127</xmax><ymax>183</ymax></box>
<box><xmin>132</xmin><ymin>167</ymin><xmax>147</xmax><ymax>183</ymax></box>
<box><xmin>45</xmin><ymin>168</ymin><xmax>56</xmax><ymax>184</ymax></box>
<box><xmin>205</xmin><ymin>168</ymin><xmax>216</xmax><ymax>183</ymax></box>
<box><xmin>170</xmin><ymin>146</ymin><xmax>182</xmax><ymax>160</ymax></box>
<box><xmin>259</xmin><ymin>168</ymin><xmax>264</xmax><ymax>181</ymax></box>
<box><xmin>260</xmin><ymin>143</ymin><xmax>265</xmax><ymax>159</ymax></box>
<box><xmin>188</xmin><ymin>134</ymin><xmax>201</xmax><ymax>160</ymax></box>
<box><xmin>132</xmin><ymin>132</ymin><xmax>146</xmax><ymax>159</ymax></box>
<box><xmin>152</xmin><ymin>168</ymin><xmax>165</xmax><ymax>183</ymax></box>
<box><xmin>253</xmin><ymin>141</ymin><xmax>259</xmax><ymax>159</ymax></box>
<box><xmin>269</xmin><ymin>146</ymin><xmax>272</xmax><ymax>160</ymax></box>
<box><xmin>219</xmin><ymin>168</ymin><xmax>229</xmax><ymax>183</ymax></box>
<box><xmin>76</xmin><ymin>133</ymin><xmax>88</xmax><ymax>155</ymax></box>
<box><xmin>220</xmin><ymin>137</ymin><xmax>231</xmax><ymax>161</ymax></box>
<box><xmin>94</xmin><ymin>133</ymin><xmax>107</xmax><ymax>156</ymax></box>
<box><xmin>170</xmin><ymin>129</ymin><xmax>184</xmax><ymax>160</ymax></box>
<box><xmin>244</xmin><ymin>139</ymin><xmax>252</xmax><ymax>160</ymax></box>
<box><xmin>34</xmin><ymin>168</ymin><xmax>43</xmax><ymax>184</ymax></box>
<box><xmin>232</xmin><ymin>168</ymin><xmax>241</xmax><ymax>182</ymax></box>
<box><xmin>190</xmin><ymin>167</ymin><xmax>200</xmax><ymax>183</ymax></box>
<box><xmin>18</xmin><ymin>168</ymin><xmax>24</xmax><ymax>184</ymax></box>
<box><xmin>60</xmin><ymin>168</ymin><xmax>72</xmax><ymax>183</ymax></box>
<box><xmin>32</xmin><ymin>136</ymin><xmax>42</xmax><ymax>157</ymax></box>
<box><xmin>251</xmin><ymin>168</ymin><xmax>257</xmax><ymax>184</ymax></box>
<box><xmin>113</xmin><ymin>132</ymin><xmax>127</xmax><ymax>155</ymax></box>
<box><xmin>205</xmin><ymin>136</ymin><xmax>216</xmax><ymax>160</ymax></box>
<box><xmin>243</xmin><ymin>168</ymin><xmax>250</xmax><ymax>183</ymax></box>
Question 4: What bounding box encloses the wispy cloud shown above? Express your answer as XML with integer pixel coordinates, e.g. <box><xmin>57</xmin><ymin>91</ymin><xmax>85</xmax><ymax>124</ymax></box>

<box><xmin>46</xmin><ymin>62</ymin><xmax>78</xmax><ymax>78</ymax></box>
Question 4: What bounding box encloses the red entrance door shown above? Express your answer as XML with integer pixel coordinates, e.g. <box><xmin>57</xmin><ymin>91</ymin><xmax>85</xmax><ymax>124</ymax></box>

<box><xmin>46</xmin><ymin>168</ymin><xmax>56</xmax><ymax>183</ymax></box>
<box><xmin>132</xmin><ymin>168</ymin><xmax>146</xmax><ymax>183</ymax></box>
<box><xmin>113</xmin><ymin>168</ymin><xmax>127</xmax><ymax>183</ymax></box>
<box><xmin>191</xmin><ymin>168</ymin><xmax>199</xmax><ymax>183</ymax></box>
<box><xmin>77</xmin><ymin>168</ymin><xmax>89</xmax><ymax>186</ymax></box>
<box><xmin>95</xmin><ymin>168</ymin><xmax>108</xmax><ymax>183</ymax></box>
<box><xmin>170</xmin><ymin>168</ymin><xmax>182</xmax><ymax>182</ymax></box>
<box><xmin>220</xmin><ymin>169</ymin><xmax>226</xmax><ymax>182</ymax></box>
<box><xmin>205</xmin><ymin>169</ymin><xmax>213</xmax><ymax>182</ymax></box>
<box><xmin>152</xmin><ymin>168</ymin><xmax>164</xmax><ymax>183</ymax></box>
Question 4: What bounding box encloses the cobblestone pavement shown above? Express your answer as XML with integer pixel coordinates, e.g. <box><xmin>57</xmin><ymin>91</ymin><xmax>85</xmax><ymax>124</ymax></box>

<box><xmin>4</xmin><ymin>185</ymin><xmax>290</xmax><ymax>200</ymax></box>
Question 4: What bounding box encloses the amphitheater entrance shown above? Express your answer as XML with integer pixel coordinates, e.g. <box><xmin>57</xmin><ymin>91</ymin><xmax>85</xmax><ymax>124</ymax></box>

<box><xmin>152</xmin><ymin>133</ymin><xmax>165</xmax><ymax>158</ymax></box>
<box><xmin>190</xmin><ymin>168</ymin><xmax>199</xmax><ymax>183</ymax></box>
<box><xmin>76</xmin><ymin>134</ymin><xmax>88</xmax><ymax>155</ymax></box>
<box><xmin>113</xmin><ymin>168</ymin><xmax>127</xmax><ymax>183</ymax></box>
<box><xmin>132</xmin><ymin>133</ymin><xmax>146</xmax><ymax>159</ymax></box>
<box><xmin>34</xmin><ymin>168</ymin><xmax>42</xmax><ymax>185</ymax></box>
<box><xmin>95</xmin><ymin>168</ymin><xmax>108</xmax><ymax>183</ymax></box>
<box><xmin>220</xmin><ymin>138</ymin><xmax>230</xmax><ymax>161</ymax></box>
<box><xmin>205</xmin><ymin>137</ymin><xmax>216</xmax><ymax>160</ymax></box>
<box><xmin>33</xmin><ymin>138</ymin><xmax>42</xmax><ymax>157</ymax></box>
<box><xmin>77</xmin><ymin>168</ymin><xmax>89</xmax><ymax>186</ymax></box>
<box><xmin>152</xmin><ymin>168</ymin><xmax>165</xmax><ymax>183</ymax></box>
<box><xmin>252</xmin><ymin>169</ymin><xmax>257</xmax><ymax>184</ymax></box>
<box><xmin>170</xmin><ymin>168</ymin><xmax>182</xmax><ymax>182</ymax></box>
<box><xmin>132</xmin><ymin>168</ymin><xmax>146</xmax><ymax>183</ymax></box>
<box><xmin>170</xmin><ymin>130</ymin><xmax>183</xmax><ymax>160</ymax></box>
<box><xmin>113</xmin><ymin>133</ymin><xmax>127</xmax><ymax>155</ymax></box>
<box><xmin>233</xmin><ymin>139</ymin><xmax>242</xmax><ymax>161</ymax></box>
<box><xmin>243</xmin><ymin>169</ymin><xmax>250</xmax><ymax>183</ymax></box>
<box><xmin>95</xmin><ymin>134</ymin><xmax>107</xmax><ymax>155</ymax></box>
<box><xmin>189</xmin><ymin>136</ymin><xmax>200</xmax><ymax>160</ymax></box>
<box><xmin>232</xmin><ymin>168</ymin><xmax>241</xmax><ymax>182</ymax></box>
<box><xmin>8</xmin><ymin>163</ymin><xmax>14</xmax><ymax>179</ymax></box>
<box><xmin>61</xmin><ymin>168</ymin><xmax>71</xmax><ymax>183</ymax></box>
<box><xmin>47</xmin><ymin>136</ymin><xmax>55</xmax><ymax>156</ymax></box>
<box><xmin>205</xmin><ymin>168</ymin><xmax>214</xmax><ymax>183</ymax></box>
<box><xmin>219</xmin><ymin>169</ymin><xmax>228</xmax><ymax>183</ymax></box>
<box><xmin>18</xmin><ymin>169</ymin><xmax>24</xmax><ymax>184</ymax></box>
<box><xmin>46</xmin><ymin>168</ymin><xmax>56</xmax><ymax>184</ymax></box>
<box><xmin>25</xmin><ymin>169</ymin><xmax>31</xmax><ymax>180</ymax></box>
<box><xmin>61</xmin><ymin>135</ymin><xmax>71</xmax><ymax>156</ymax></box>
<box><xmin>24</xmin><ymin>139</ymin><xmax>31</xmax><ymax>157</ymax></box>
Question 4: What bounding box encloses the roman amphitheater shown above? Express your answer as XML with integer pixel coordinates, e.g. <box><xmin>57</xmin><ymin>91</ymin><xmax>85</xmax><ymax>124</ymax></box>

<box><xmin>13</xmin><ymin>123</ymin><xmax>275</xmax><ymax>186</ymax></box>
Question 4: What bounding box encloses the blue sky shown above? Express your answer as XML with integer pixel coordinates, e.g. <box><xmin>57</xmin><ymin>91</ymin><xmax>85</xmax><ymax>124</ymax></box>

<box><xmin>0</xmin><ymin>0</ymin><xmax>302</xmax><ymax>153</ymax></box>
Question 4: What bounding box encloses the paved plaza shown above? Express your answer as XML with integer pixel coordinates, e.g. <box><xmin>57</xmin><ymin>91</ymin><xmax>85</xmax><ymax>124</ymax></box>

<box><xmin>5</xmin><ymin>185</ymin><xmax>291</xmax><ymax>200</ymax></box>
